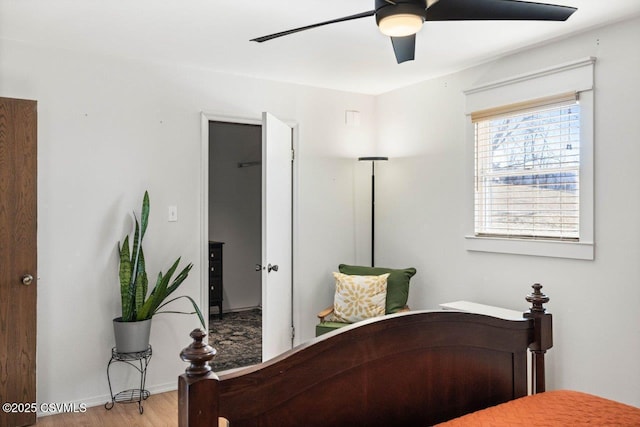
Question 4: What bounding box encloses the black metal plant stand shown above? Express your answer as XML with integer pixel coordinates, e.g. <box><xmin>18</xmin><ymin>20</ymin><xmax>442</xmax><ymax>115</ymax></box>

<box><xmin>105</xmin><ymin>346</ymin><xmax>152</xmax><ymax>414</ymax></box>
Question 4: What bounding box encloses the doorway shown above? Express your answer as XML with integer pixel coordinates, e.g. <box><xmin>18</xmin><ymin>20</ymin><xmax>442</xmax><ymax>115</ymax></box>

<box><xmin>208</xmin><ymin>121</ymin><xmax>263</xmax><ymax>370</ymax></box>
<box><xmin>201</xmin><ymin>112</ymin><xmax>295</xmax><ymax>369</ymax></box>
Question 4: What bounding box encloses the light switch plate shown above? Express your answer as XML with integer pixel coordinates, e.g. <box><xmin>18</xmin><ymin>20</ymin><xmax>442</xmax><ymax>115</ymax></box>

<box><xmin>168</xmin><ymin>205</ymin><xmax>178</xmax><ymax>222</ymax></box>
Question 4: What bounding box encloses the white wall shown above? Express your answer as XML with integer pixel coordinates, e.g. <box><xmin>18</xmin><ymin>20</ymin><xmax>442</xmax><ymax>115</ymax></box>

<box><xmin>209</xmin><ymin>122</ymin><xmax>262</xmax><ymax>311</ymax></box>
<box><xmin>0</xmin><ymin>39</ymin><xmax>376</xmax><ymax>407</ymax></box>
<box><xmin>374</xmin><ymin>17</ymin><xmax>640</xmax><ymax>406</ymax></box>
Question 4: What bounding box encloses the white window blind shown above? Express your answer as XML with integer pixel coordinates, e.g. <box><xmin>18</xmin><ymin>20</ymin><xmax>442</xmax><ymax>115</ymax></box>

<box><xmin>473</xmin><ymin>93</ymin><xmax>580</xmax><ymax>240</ymax></box>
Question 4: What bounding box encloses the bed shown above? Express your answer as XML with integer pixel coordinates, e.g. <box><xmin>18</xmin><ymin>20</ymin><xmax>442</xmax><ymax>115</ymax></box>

<box><xmin>177</xmin><ymin>284</ymin><xmax>640</xmax><ymax>426</ymax></box>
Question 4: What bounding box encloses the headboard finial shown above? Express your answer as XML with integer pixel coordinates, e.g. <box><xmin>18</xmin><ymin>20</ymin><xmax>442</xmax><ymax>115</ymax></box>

<box><xmin>524</xmin><ymin>283</ymin><xmax>552</xmax><ymax>394</ymax></box>
<box><xmin>526</xmin><ymin>283</ymin><xmax>549</xmax><ymax>313</ymax></box>
<box><xmin>180</xmin><ymin>328</ymin><xmax>217</xmax><ymax>377</ymax></box>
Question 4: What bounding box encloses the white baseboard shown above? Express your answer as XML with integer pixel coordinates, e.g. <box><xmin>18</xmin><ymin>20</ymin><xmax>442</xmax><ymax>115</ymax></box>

<box><xmin>36</xmin><ymin>381</ymin><xmax>177</xmax><ymax>418</ymax></box>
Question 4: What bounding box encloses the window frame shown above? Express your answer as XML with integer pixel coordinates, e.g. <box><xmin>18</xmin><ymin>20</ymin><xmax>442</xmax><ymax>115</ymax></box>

<box><xmin>463</xmin><ymin>58</ymin><xmax>595</xmax><ymax>260</ymax></box>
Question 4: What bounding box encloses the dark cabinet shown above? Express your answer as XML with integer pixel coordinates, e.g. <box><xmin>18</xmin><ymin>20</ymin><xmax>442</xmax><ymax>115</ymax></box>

<box><xmin>209</xmin><ymin>241</ymin><xmax>224</xmax><ymax>320</ymax></box>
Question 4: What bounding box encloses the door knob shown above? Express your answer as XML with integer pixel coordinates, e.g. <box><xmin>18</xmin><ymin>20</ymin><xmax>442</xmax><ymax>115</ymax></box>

<box><xmin>21</xmin><ymin>274</ymin><xmax>34</xmax><ymax>286</ymax></box>
<box><xmin>255</xmin><ymin>264</ymin><xmax>262</xmax><ymax>271</ymax></box>
<box><xmin>267</xmin><ymin>264</ymin><xmax>279</xmax><ymax>273</ymax></box>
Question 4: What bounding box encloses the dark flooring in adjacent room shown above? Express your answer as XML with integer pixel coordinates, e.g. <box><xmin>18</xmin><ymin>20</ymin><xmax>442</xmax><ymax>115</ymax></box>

<box><xmin>208</xmin><ymin>308</ymin><xmax>262</xmax><ymax>371</ymax></box>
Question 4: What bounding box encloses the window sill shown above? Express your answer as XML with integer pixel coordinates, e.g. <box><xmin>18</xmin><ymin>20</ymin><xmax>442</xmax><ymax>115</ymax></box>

<box><xmin>464</xmin><ymin>235</ymin><xmax>594</xmax><ymax>260</ymax></box>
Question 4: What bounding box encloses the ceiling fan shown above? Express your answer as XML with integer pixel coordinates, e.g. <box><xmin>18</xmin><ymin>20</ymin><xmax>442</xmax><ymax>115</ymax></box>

<box><xmin>251</xmin><ymin>0</ymin><xmax>577</xmax><ymax>64</ymax></box>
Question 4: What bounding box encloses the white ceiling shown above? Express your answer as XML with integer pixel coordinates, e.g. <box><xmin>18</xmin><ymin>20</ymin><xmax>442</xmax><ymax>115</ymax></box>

<box><xmin>2</xmin><ymin>0</ymin><xmax>639</xmax><ymax>94</ymax></box>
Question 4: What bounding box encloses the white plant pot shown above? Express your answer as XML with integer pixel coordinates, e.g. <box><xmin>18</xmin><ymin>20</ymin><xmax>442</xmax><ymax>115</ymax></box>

<box><xmin>113</xmin><ymin>317</ymin><xmax>152</xmax><ymax>353</ymax></box>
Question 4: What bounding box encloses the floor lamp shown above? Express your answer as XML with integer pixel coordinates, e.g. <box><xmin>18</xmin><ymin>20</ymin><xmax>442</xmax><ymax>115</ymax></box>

<box><xmin>358</xmin><ymin>156</ymin><xmax>388</xmax><ymax>267</ymax></box>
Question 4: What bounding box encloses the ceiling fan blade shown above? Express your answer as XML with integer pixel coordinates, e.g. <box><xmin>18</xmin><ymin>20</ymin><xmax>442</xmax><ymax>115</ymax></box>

<box><xmin>391</xmin><ymin>35</ymin><xmax>416</xmax><ymax>64</ymax></box>
<box><xmin>425</xmin><ymin>0</ymin><xmax>577</xmax><ymax>21</ymax></box>
<box><xmin>251</xmin><ymin>10</ymin><xmax>376</xmax><ymax>42</ymax></box>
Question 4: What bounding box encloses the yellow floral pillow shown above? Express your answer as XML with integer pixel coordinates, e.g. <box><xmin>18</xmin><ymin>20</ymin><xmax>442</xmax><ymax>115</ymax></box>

<box><xmin>329</xmin><ymin>272</ymin><xmax>389</xmax><ymax>323</ymax></box>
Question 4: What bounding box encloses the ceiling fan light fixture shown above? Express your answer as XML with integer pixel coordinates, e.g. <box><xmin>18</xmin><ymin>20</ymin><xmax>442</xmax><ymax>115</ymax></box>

<box><xmin>378</xmin><ymin>13</ymin><xmax>424</xmax><ymax>37</ymax></box>
<box><xmin>251</xmin><ymin>0</ymin><xmax>577</xmax><ymax>66</ymax></box>
<box><xmin>375</xmin><ymin>1</ymin><xmax>427</xmax><ymax>37</ymax></box>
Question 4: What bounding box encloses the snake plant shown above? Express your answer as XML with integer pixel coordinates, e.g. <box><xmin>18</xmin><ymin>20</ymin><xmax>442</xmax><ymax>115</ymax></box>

<box><xmin>118</xmin><ymin>191</ymin><xmax>205</xmax><ymax>328</ymax></box>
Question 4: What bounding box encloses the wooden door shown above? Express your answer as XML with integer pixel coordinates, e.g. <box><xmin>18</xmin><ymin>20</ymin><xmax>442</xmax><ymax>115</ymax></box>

<box><xmin>0</xmin><ymin>97</ymin><xmax>37</xmax><ymax>427</ymax></box>
<box><xmin>261</xmin><ymin>112</ymin><xmax>293</xmax><ymax>361</ymax></box>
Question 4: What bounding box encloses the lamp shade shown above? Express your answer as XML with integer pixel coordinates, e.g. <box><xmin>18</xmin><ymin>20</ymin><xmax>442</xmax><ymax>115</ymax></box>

<box><xmin>358</xmin><ymin>156</ymin><xmax>389</xmax><ymax>162</ymax></box>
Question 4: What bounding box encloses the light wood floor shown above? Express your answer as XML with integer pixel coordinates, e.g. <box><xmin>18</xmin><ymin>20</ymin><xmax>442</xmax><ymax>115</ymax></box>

<box><xmin>36</xmin><ymin>391</ymin><xmax>178</xmax><ymax>427</ymax></box>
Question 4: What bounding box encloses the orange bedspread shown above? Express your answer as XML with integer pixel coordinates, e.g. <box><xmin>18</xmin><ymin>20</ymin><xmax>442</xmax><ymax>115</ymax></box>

<box><xmin>437</xmin><ymin>390</ymin><xmax>640</xmax><ymax>426</ymax></box>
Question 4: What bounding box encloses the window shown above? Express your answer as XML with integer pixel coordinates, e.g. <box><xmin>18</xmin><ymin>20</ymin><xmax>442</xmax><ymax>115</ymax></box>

<box><xmin>463</xmin><ymin>57</ymin><xmax>595</xmax><ymax>260</ymax></box>
<box><xmin>473</xmin><ymin>93</ymin><xmax>580</xmax><ymax>240</ymax></box>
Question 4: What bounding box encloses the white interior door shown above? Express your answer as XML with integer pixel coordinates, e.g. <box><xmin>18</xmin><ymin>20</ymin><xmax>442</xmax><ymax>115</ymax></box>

<box><xmin>261</xmin><ymin>112</ymin><xmax>293</xmax><ymax>361</ymax></box>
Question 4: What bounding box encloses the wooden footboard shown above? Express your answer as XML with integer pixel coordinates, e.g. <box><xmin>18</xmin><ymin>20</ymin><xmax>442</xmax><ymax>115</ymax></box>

<box><xmin>179</xmin><ymin>284</ymin><xmax>552</xmax><ymax>427</ymax></box>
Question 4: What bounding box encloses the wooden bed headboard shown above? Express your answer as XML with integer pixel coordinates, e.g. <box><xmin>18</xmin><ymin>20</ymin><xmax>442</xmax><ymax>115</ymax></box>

<box><xmin>178</xmin><ymin>284</ymin><xmax>552</xmax><ymax>427</ymax></box>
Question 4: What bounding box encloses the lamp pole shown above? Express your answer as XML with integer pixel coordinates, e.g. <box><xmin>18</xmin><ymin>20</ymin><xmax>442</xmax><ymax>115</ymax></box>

<box><xmin>358</xmin><ymin>156</ymin><xmax>388</xmax><ymax>267</ymax></box>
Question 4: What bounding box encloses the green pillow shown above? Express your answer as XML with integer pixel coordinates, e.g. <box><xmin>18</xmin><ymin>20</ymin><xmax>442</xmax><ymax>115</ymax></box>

<box><xmin>338</xmin><ymin>264</ymin><xmax>416</xmax><ymax>314</ymax></box>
